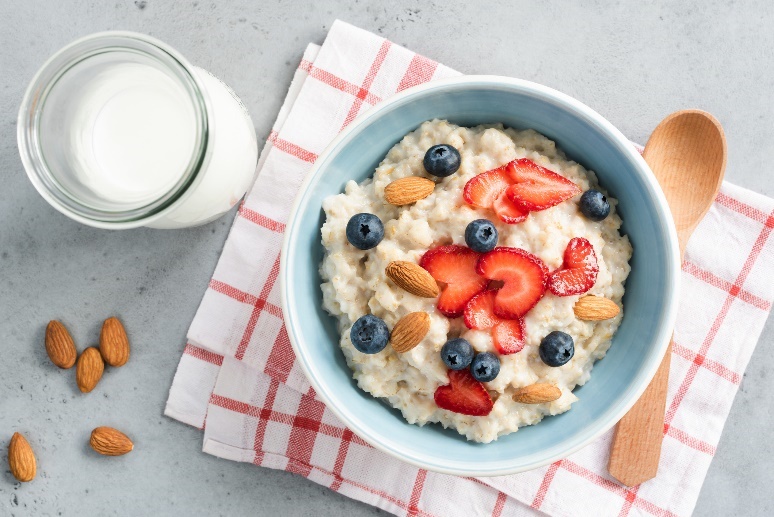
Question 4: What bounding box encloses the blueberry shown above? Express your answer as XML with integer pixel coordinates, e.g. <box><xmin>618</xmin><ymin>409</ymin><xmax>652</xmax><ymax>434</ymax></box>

<box><xmin>346</xmin><ymin>213</ymin><xmax>384</xmax><ymax>250</ymax></box>
<box><xmin>539</xmin><ymin>331</ymin><xmax>575</xmax><ymax>367</ymax></box>
<box><xmin>441</xmin><ymin>338</ymin><xmax>475</xmax><ymax>370</ymax></box>
<box><xmin>350</xmin><ymin>315</ymin><xmax>390</xmax><ymax>354</ymax></box>
<box><xmin>579</xmin><ymin>189</ymin><xmax>610</xmax><ymax>222</ymax></box>
<box><xmin>423</xmin><ymin>144</ymin><xmax>461</xmax><ymax>177</ymax></box>
<box><xmin>465</xmin><ymin>219</ymin><xmax>498</xmax><ymax>253</ymax></box>
<box><xmin>470</xmin><ymin>352</ymin><xmax>500</xmax><ymax>382</ymax></box>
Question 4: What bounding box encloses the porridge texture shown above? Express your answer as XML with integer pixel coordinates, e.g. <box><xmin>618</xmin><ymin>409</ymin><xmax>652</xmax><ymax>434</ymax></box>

<box><xmin>320</xmin><ymin>120</ymin><xmax>632</xmax><ymax>443</ymax></box>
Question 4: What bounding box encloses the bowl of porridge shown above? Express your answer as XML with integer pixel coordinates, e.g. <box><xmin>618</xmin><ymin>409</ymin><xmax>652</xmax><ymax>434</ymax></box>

<box><xmin>280</xmin><ymin>76</ymin><xmax>680</xmax><ymax>476</ymax></box>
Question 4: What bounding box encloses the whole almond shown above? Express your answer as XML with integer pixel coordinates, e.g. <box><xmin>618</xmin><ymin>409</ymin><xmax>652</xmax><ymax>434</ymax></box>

<box><xmin>573</xmin><ymin>295</ymin><xmax>620</xmax><ymax>321</ymax></box>
<box><xmin>45</xmin><ymin>320</ymin><xmax>77</xmax><ymax>369</ymax></box>
<box><xmin>385</xmin><ymin>261</ymin><xmax>439</xmax><ymax>298</ymax></box>
<box><xmin>89</xmin><ymin>427</ymin><xmax>134</xmax><ymax>456</ymax></box>
<box><xmin>384</xmin><ymin>177</ymin><xmax>435</xmax><ymax>206</ymax></box>
<box><xmin>76</xmin><ymin>347</ymin><xmax>104</xmax><ymax>393</ymax></box>
<box><xmin>512</xmin><ymin>383</ymin><xmax>562</xmax><ymax>404</ymax></box>
<box><xmin>8</xmin><ymin>433</ymin><xmax>36</xmax><ymax>482</ymax></box>
<box><xmin>390</xmin><ymin>312</ymin><xmax>431</xmax><ymax>353</ymax></box>
<box><xmin>100</xmin><ymin>317</ymin><xmax>130</xmax><ymax>367</ymax></box>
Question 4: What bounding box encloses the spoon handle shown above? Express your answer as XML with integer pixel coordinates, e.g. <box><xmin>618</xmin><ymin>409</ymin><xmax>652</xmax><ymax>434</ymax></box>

<box><xmin>608</xmin><ymin>341</ymin><xmax>672</xmax><ymax>486</ymax></box>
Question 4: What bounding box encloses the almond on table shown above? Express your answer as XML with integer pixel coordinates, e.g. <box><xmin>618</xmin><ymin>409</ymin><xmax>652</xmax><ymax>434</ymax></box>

<box><xmin>89</xmin><ymin>427</ymin><xmax>134</xmax><ymax>456</ymax></box>
<box><xmin>76</xmin><ymin>347</ymin><xmax>104</xmax><ymax>393</ymax></box>
<box><xmin>45</xmin><ymin>320</ymin><xmax>77</xmax><ymax>369</ymax></box>
<box><xmin>100</xmin><ymin>316</ymin><xmax>130</xmax><ymax>367</ymax></box>
<box><xmin>8</xmin><ymin>432</ymin><xmax>36</xmax><ymax>482</ymax></box>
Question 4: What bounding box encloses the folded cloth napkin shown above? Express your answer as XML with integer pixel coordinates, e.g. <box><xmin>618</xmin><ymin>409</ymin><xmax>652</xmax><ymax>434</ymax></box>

<box><xmin>165</xmin><ymin>20</ymin><xmax>774</xmax><ymax>517</ymax></box>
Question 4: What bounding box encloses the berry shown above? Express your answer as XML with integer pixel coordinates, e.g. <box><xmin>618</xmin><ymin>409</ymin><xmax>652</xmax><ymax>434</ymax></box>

<box><xmin>465</xmin><ymin>219</ymin><xmax>499</xmax><ymax>253</ymax></box>
<box><xmin>492</xmin><ymin>190</ymin><xmax>528</xmax><ymax>224</ymax></box>
<box><xmin>475</xmin><ymin>247</ymin><xmax>548</xmax><ymax>319</ymax></box>
<box><xmin>462</xmin><ymin>165</ymin><xmax>528</xmax><ymax>224</ymax></box>
<box><xmin>434</xmin><ymin>369</ymin><xmax>494</xmax><ymax>416</ymax></box>
<box><xmin>505</xmin><ymin>159</ymin><xmax>581</xmax><ymax>212</ymax></box>
<box><xmin>345</xmin><ymin>213</ymin><xmax>384</xmax><ymax>250</ymax></box>
<box><xmin>470</xmin><ymin>352</ymin><xmax>500</xmax><ymax>382</ymax></box>
<box><xmin>547</xmin><ymin>237</ymin><xmax>599</xmax><ymax>296</ymax></box>
<box><xmin>423</xmin><ymin>144</ymin><xmax>461</xmax><ymax>177</ymax></box>
<box><xmin>441</xmin><ymin>338</ymin><xmax>475</xmax><ymax>370</ymax></box>
<box><xmin>579</xmin><ymin>189</ymin><xmax>610</xmax><ymax>221</ymax></box>
<box><xmin>539</xmin><ymin>331</ymin><xmax>574</xmax><ymax>366</ymax></box>
<box><xmin>463</xmin><ymin>290</ymin><xmax>525</xmax><ymax>355</ymax></box>
<box><xmin>350</xmin><ymin>314</ymin><xmax>389</xmax><ymax>354</ymax></box>
<box><xmin>420</xmin><ymin>245</ymin><xmax>488</xmax><ymax>318</ymax></box>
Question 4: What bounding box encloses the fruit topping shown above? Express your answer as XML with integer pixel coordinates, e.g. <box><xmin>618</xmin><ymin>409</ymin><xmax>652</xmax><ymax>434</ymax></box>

<box><xmin>475</xmin><ymin>247</ymin><xmax>548</xmax><ymax>319</ymax></box>
<box><xmin>463</xmin><ymin>290</ymin><xmax>525</xmax><ymax>355</ymax></box>
<box><xmin>462</xmin><ymin>164</ymin><xmax>511</xmax><ymax>209</ymax></box>
<box><xmin>441</xmin><ymin>338</ymin><xmax>475</xmax><ymax>370</ymax></box>
<box><xmin>470</xmin><ymin>352</ymin><xmax>500</xmax><ymax>382</ymax></box>
<box><xmin>539</xmin><ymin>331</ymin><xmax>575</xmax><ymax>367</ymax></box>
<box><xmin>464</xmin><ymin>219</ymin><xmax>499</xmax><ymax>253</ymax></box>
<box><xmin>434</xmin><ymin>369</ymin><xmax>494</xmax><ymax>416</ymax></box>
<box><xmin>492</xmin><ymin>190</ymin><xmax>528</xmax><ymax>224</ymax></box>
<box><xmin>579</xmin><ymin>189</ymin><xmax>611</xmax><ymax>221</ymax></box>
<box><xmin>505</xmin><ymin>158</ymin><xmax>582</xmax><ymax>212</ymax></box>
<box><xmin>350</xmin><ymin>314</ymin><xmax>390</xmax><ymax>354</ymax></box>
<box><xmin>345</xmin><ymin>213</ymin><xmax>384</xmax><ymax>250</ymax></box>
<box><xmin>423</xmin><ymin>144</ymin><xmax>461</xmax><ymax>177</ymax></box>
<box><xmin>420</xmin><ymin>245</ymin><xmax>488</xmax><ymax>318</ymax></box>
<box><xmin>547</xmin><ymin>237</ymin><xmax>599</xmax><ymax>296</ymax></box>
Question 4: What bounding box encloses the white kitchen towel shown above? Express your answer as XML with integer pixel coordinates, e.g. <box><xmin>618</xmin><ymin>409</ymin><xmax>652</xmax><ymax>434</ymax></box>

<box><xmin>165</xmin><ymin>20</ymin><xmax>774</xmax><ymax>517</ymax></box>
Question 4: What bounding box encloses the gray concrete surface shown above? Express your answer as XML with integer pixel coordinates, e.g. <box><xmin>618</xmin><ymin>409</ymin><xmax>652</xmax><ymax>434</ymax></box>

<box><xmin>1</xmin><ymin>1</ymin><xmax>772</xmax><ymax>515</ymax></box>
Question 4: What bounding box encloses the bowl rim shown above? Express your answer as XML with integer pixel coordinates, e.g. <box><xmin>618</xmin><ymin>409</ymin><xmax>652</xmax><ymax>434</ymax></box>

<box><xmin>280</xmin><ymin>75</ymin><xmax>680</xmax><ymax>477</ymax></box>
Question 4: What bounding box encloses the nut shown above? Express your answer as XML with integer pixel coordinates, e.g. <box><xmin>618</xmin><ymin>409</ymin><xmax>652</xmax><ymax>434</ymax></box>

<box><xmin>89</xmin><ymin>427</ymin><xmax>134</xmax><ymax>456</ymax></box>
<box><xmin>76</xmin><ymin>347</ymin><xmax>104</xmax><ymax>393</ymax></box>
<box><xmin>8</xmin><ymin>433</ymin><xmax>36</xmax><ymax>482</ymax></box>
<box><xmin>384</xmin><ymin>177</ymin><xmax>435</xmax><ymax>206</ymax></box>
<box><xmin>45</xmin><ymin>320</ymin><xmax>77</xmax><ymax>369</ymax></box>
<box><xmin>573</xmin><ymin>295</ymin><xmax>620</xmax><ymax>321</ymax></box>
<box><xmin>390</xmin><ymin>312</ymin><xmax>430</xmax><ymax>353</ymax></box>
<box><xmin>100</xmin><ymin>317</ymin><xmax>130</xmax><ymax>367</ymax></box>
<box><xmin>385</xmin><ymin>261</ymin><xmax>439</xmax><ymax>298</ymax></box>
<box><xmin>512</xmin><ymin>383</ymin><xmax>562</xmax><ymax>404</ymax></box>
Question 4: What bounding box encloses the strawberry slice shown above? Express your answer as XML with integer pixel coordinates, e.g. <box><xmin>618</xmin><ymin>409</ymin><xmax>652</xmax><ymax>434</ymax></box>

<box><xmin>463</xmin><ymin>289</ymin><xmax>500</xmax><ymax>330</ymax></box>
<box><xmin>505</xmin><ymin>158</ymin><xmax>581</xmax><ymax>212</ymax></box>
<box><xmin>492</xmin><ymin>190</ymin><xmax>528</xmax><ymax>224</ymax></box>
<box><xmin>475</xmin><ymin>247</ymin><xmax>548</xmax><ymax>319</ymax></box>
<box><xmin>492</xmin><ymin>319</ymin><xmax>526</xmax><ymax>355</ymax></box>
<box><xmin>462</xmin><ymin>165</ymin><xmax>511</xmax><ymax>209</ymax></box>
<box><xmin>434</xmin><ymin>369</ymin><xmax>494</xmax><ymax>416</ymax></box>
<box><xmin>464</xmin><ymin>290</ymin><xmax>526</xmax><ymax>354</ymax></box>
<box><xmin>420</xmin><ymin>245</ymin><xmax>488</xmax><ymax>318</ymax></box>
<box><xmin>547</xmin><ymin>237</ymin><xmax>599</xmax><ymax>296</ymax></box>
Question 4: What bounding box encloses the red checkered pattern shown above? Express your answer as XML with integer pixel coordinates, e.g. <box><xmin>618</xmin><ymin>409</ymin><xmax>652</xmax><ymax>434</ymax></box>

<box><xmin>165</xmin><ymin>20</ymin><xmax>774</xmax><ymax>517</ymax></box>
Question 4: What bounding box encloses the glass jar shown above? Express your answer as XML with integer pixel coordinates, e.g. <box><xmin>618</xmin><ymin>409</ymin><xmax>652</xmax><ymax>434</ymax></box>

<box><xmin>18</xmin><ymin>31</ymin><xmax>258</xmax><ymax>229</ymax></box>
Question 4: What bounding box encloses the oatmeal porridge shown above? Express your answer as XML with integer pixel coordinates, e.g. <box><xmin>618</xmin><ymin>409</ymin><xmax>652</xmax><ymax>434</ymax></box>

<box><xmin>319</xmin><ymin>119</ymin><xmax>632</xmax><ymax>443</ymax></box>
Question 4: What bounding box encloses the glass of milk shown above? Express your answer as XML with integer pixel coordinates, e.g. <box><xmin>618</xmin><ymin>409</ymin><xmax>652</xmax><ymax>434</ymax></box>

<box><xmin>18</xmin><ymin>31</ymin><xmax>258</xmax><ymax>229</ymax></box>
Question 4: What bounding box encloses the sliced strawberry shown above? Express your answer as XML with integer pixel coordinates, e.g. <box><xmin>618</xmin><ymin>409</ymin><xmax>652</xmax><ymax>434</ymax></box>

<box><xmin>434</xmin><ymin>369</ymin><xmax>494</xmax><ymax>416</ymax></box>
<box><xmin>420</xmin><ymin>245</ymin><xmax>488</xmax><ymax>318</ymax></box>
<box><xmin>462</xmin><ymin>165</ymin><xmax>511</xmax><ymax>209</ymax></box>
<box><xmin>547</xmin><ymin>237</ymin><xmax>599</xmax><ymax>296</ymax></box>
<box><xmin>463</xmin><ymin>289</ymin><xmax>499</xmax><ymax>330</ymax></box>
<box><xmin>492</xmin><ymin>189</ymin><xmax>528</xmax><ymax>224</ymax></box>
<box><xmin>476</xmin><ymin>247</ymin><xmax>548</xmax><ymax>319</ymax></box>
<box><xmin>492</xmin><ymin>319</ymin><xmax>526</xmax><ymax>355</ymax></box>
<box><xmin>505</xmin><ymin>158</ymin><xmax>581</xmax><ymax>212</ymax></box>
<box><xmin>464</xmin><ymin>290</ymin><xmax>525</xmax><ymax>355</ymax></box>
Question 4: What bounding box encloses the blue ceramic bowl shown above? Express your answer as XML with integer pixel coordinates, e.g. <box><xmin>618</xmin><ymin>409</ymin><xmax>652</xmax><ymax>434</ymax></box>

<box><xmin>280</xmin><ymin>76</ymin><xmax>680</xmax><ymax>476</ymax></box>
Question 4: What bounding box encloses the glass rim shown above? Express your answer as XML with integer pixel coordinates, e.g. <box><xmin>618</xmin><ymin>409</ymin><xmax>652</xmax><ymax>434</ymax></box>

<box><xmin>17</xmin><ymin>31</ymin><xmax>211</xmax><ymax>225</ymax></box>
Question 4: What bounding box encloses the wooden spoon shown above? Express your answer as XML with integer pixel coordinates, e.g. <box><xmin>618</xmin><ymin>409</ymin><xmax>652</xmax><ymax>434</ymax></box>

<box><xmin>607</xmin><ymin>110</ymin><xmax>727</xmax><ymax>487</ymax></box>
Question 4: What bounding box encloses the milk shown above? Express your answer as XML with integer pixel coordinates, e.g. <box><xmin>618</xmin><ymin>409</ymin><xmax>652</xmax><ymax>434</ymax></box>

<box><xmin>22</xmin><ymin>32</ymin><xmax>258</xmax><ymax>229</ymax></box>
<box><xmin>65</xmin><ymin>62</ymin><xmax>198</xmax><ymax>206</ymax></box>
